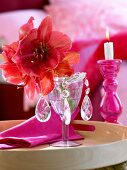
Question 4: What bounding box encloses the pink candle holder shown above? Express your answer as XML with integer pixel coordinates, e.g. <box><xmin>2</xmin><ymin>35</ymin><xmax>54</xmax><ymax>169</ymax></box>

<box><xmin>97</xmin><ymin>59</ymin><xmax>122</xmax><ymax>123</ymax></box>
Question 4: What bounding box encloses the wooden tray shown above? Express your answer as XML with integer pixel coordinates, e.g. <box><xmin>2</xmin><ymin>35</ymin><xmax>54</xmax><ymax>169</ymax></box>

<box><xmin>0</xmin><ymin>120</ymin><xmax>127</xmax><ymax>170</ymax></box>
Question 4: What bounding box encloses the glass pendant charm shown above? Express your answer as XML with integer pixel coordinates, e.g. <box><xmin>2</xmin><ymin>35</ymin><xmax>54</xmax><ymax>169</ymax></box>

<box><xmin>81</xmin><ymin>94</ymin><xmax>93</xmax><ymax>121</ymax></box>
<box><xmin>35</xmin><ymin>97</ymin><xmax>51</xmax><ymax>122</ymax></box>
<box><xmin>81</xmin><ymin>87</ymin><xmax>93</xmax><ymax>121</ymax></box>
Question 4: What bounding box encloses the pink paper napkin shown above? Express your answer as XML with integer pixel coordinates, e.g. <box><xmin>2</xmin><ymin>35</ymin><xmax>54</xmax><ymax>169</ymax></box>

<box><xmin>0</xmin><ymin>108</ymin><xmax>82</xmax><ymax>149</ymax></box>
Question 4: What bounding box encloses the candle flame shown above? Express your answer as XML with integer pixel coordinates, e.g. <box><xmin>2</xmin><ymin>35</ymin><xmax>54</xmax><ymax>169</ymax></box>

<box><xmin>106</xmin><ymin>26</ymin><xmax>110</xmax><ymax>42</ymax></box>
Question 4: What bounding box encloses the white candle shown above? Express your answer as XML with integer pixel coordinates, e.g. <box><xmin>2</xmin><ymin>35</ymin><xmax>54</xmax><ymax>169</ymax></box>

<box><xmin>104</xmin><ymin>27</ymin><xmax>114</xmax><ymax>60</ymax></box>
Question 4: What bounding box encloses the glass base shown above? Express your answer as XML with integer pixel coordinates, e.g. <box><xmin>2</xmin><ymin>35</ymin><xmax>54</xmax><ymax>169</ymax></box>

<box><xmin>50</xmin><ymin>140</ymin><xmax>81</xmax><ymax>147</ymax></box>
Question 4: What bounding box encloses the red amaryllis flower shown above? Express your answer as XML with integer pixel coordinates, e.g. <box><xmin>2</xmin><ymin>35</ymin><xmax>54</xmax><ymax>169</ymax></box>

<box><xmin>0</xmin><ymin>16</ymin><xmax>80</xmax><ymax>99</ymax></box>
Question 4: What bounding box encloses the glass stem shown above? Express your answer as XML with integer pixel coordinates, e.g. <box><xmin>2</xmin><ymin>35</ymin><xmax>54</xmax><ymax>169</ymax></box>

<box><xmin>62</xmin><ymin>120</ymin><xmax>69</xmax><ymax>142</ymax></box>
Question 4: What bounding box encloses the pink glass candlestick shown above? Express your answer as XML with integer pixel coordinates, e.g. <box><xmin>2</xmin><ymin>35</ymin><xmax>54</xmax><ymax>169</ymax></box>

<box><xmin>97</xmin><ymin>59</ymin><xmax>122</xmax><ymax>123</ymax></box>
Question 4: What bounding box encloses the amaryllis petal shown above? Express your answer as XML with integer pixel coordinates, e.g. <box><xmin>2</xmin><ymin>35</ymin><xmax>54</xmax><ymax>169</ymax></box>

<box><xmin>54</xmin><ymin>61</ymin><xmax>74</xmax><ymax>76</ymax></box>
<box><xmin>44</xmin><ymin>48</ymin><xmax>60</xmax><ymax>69</ymax></box>
<box><xmin>48</xmin><ymin>31</ymin><xmax>72</xmax><ymax>52</ymax></box>
<box><xmin>19</xmin><ymin>29</ymin><xmax>37</xmax><ymax>55</ymax></box>
<box><xmin>0</xmin><ymin>63</ymin><xmax>24</xmax><ymax>84</ymax></box>
<box><xmin>18</xmin><ymin>57</ymin><xmax>44</xmax><ymax>77</ymax></box>
<box><xmin>2</xmin><ymin>42</ymin><xmax>19</xmax><ymax>62</ymax></box>
<box><xmin>19</xmin><ymin>17</ymin><xmax>34</xmax><ymax>40</ymax></box>
<box><xmin>40</xmin><ymin>71</ymin><xmax>54</xmax><ymax>96</ymax></box>
<box><xmin>24</xmin><ymin>77</ymin><xmax>36</xmax><ymax>100</ymax></box>
<box><xmin>35</xmin><ymin>77</ymin><xmax>42</xmax><ymax>94</ymax></box>
<box><xmin>13</xmin><ymin>29</ymin><xmax>37</xmax><ymax>65</ymax></box>
<box><xmin>3</xmin><ymin>42</ymin><xmax>18</xmax><ymax>53</ymax></box>
<box><xmin>38</xmin><ymin>16</ymin><xmax>52</xmax><ymax>43</ymax></box>
<box><xmin>63</xmin><ymin>52</ymin><xmax>80</xmax><ymax>64</ymax></box>
<box><xmin>5</xmin><ymin>77</ymin><xmax>23</xmax><ymax>85</ymax></box>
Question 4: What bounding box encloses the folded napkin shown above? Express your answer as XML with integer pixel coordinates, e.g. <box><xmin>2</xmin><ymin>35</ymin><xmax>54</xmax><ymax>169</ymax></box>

<box><xmin>0</xmin><ymin>108</ymin><xmax>83</xmax><ymax>149</ymax></box>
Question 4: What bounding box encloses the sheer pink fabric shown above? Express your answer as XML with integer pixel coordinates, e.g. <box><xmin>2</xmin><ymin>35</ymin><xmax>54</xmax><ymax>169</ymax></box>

<box><xmin>45</xmin><ymin>0</ymin><xmax>127</xmax><ymax>41</ymax></box>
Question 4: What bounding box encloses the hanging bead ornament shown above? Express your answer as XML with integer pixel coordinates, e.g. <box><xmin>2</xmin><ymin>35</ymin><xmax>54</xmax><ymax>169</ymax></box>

<box><xmin>81</xmin><ymin>77</ymin><xmax>93</xmax><ymax>120</ymax></box>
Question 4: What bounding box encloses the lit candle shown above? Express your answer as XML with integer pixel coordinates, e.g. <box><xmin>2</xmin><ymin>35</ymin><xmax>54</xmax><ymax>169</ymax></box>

<box><xmin>104</xmin><ymin>27</ymin><xmax>114</xmax><ymax>60</ymax></box>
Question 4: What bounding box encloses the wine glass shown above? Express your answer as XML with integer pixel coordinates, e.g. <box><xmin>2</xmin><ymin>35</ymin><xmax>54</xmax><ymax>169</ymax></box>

<box><xmin>48</xmin><ymin>72</ymin><xmax>87</xmax><ymax>147</ymax></box>
<box><xmin>35</xmin><ymin>72</ymin><xmax>93</xmax><ymax>147</ymax></box>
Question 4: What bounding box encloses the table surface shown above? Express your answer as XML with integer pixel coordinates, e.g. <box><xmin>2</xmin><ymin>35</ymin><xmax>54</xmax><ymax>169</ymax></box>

<box><xmin>0</xmin><ymin>120</ymin><xmax>127</xmax><ymax>170</ymax></box>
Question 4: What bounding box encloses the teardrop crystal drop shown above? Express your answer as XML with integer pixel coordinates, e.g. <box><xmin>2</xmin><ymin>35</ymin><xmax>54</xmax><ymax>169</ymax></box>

<box><xmin>81</xmin><ymin>95</ymin><xmax>93</xmax><ymax>121</ymax></box>
<box><xmin>35</xmin><ymin>97</ymin><xmax>51</xmax><ymax>122</ymax></box>
<box><xmin>64</xmin><ymin>98</ymin><xmax>71</xmax><ymax>125</ymax></box>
